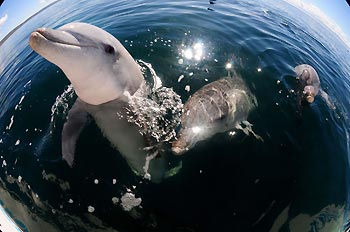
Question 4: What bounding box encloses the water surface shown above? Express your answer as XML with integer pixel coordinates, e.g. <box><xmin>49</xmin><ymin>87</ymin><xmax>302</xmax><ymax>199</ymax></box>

<box><xmin>0</xmin><ymin>0</ymin><xmax>350</xmax><ymax>231</ymax></box>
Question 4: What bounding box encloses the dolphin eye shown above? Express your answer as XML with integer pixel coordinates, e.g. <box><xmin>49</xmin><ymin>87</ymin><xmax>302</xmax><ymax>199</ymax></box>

<box><xmin>104</xmin><ymin>44</ymin><xmax>115</xmax><ymax>55</ymax></box>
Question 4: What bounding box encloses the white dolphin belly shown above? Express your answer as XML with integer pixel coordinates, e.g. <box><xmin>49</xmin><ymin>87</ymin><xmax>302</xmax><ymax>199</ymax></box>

<box><xmin>84</xmin><ymin>100</ymin><xmax>167</xmax><ymax>182</ymax></box>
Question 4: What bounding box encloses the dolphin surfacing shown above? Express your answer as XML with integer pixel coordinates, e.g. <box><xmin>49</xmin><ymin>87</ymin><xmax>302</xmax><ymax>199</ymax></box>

<box><xmin>172</xmin><ymin>77</ymin><xmax>262</xmax><ymax>155</ymax></box>
<box><xmin>29</xmin><ymin>22</ymin><xmax>167</xmax><ymax>183</ymax></box>
<box><xmin>295</xmin><ymin>64</ymin><xmax>335</xmax><ymax>109</ymax></box>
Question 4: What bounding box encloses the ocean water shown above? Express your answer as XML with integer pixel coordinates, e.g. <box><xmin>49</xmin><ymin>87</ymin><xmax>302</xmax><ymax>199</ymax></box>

<box><xmin>0</xmin><ymin>0</ymin><xmax>350</xmax><ymax>231</ymax></box>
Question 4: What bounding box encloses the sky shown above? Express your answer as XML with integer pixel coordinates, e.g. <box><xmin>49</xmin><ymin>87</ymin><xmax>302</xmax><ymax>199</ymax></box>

<box><xmin>283</xmin><ymin>0</ymin><xmax>350</xmax><ymax>47</ymax></box>
<box><xmin>0</xmin><ymin>0</ymin><xmax>349</xmax><ymax>46</ymax></box>
<box><xmin>0</xmin><ymin>0</ymin><xmax>56</xmax><ymax>40</ymax></box>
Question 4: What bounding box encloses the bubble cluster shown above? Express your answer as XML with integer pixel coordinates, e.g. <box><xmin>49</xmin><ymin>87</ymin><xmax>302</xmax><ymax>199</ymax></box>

<box><xmin>50</xmin><ymin>85</ymin><xmax>76</xmax><ymax>130</ymax></box>
<box><xmin>127</xmin><ymin>87</ymin><xmax>183</xmax><ymax>145</ymax></box>
<box><xmin>120</xmin><ymin>192</ymin><xmax>142</xmax><ymax>211</ymax></box>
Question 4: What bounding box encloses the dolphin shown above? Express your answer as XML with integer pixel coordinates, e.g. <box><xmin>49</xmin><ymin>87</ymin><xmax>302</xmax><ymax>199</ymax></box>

<box><xmin>295</xmin><ymin>64</ymin><xmax>335</xmax><ymax>109</ymax></box>
<box><xmin>29</xmin><ymin>22</ymin><xmax>167</xmax><ymax>183</ymax></box>
<box><xmin>172</xmin><ymin>76</ymin><xmax>262</xmax><ymax>155</ymax></box>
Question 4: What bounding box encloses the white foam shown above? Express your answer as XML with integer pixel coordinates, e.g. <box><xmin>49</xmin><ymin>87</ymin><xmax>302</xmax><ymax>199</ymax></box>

<box><xmin>121</xmin><ymin>192</ymin><xmax>142</xmax><ymax>211</ymax></box>
<box><xmin>6</xmin><ymin>115</ymin><xmax>14</xmax><ymax>130</ymax></box>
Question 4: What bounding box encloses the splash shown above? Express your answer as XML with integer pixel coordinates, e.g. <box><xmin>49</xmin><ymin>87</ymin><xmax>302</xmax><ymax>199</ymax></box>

<box><xmin>128</xmin><ymin>86</ymin><xmax>183</xmax><ymax>180</ymax></box>
<box><xmin>129</xmin><ymin>60</ymin><xmax>183</xmax><ymax>145</ymax></box>
<box><xmin>128</xmin><ymin>86</ymin><xmax>183</xmax><ymax>144</ymax></box>
<box><xmin>50</xmin><ymin>85</ymin><xmax>76</xmax><ymax>131</ymax></box>
<box><xmin>120</xmin><ymin>192</ymin><xmax>142</xmax><ymax>211</ymax></box>
<box><xmin>128</xmin><ymin>60</ymin><xmax>183</xmax><ymax>180</ymax></box>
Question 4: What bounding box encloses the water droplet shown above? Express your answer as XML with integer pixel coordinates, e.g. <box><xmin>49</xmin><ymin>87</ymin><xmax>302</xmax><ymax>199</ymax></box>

<box><xmin>229</xmin><ymin>131</ymin><xmax>236</xmax><ymax>136</ymax></box>
<box><xmin>6</xmin><ymin>115</ymin><xmax>14</xmax><ymax>130</ymax></box>
<box><xmin>112</xmin><ymin>197</ymin><xmax>119</xmax><ymax>204</ymax></box>
<box><xmin>88</xmin><ymin>206</ymin><xmax>95</xmax><ymax>213</ymax></box>
<box><xmin>178</xmin><ymin>75</ymin><xmax>185</xmax><ymax>82</ymax></box>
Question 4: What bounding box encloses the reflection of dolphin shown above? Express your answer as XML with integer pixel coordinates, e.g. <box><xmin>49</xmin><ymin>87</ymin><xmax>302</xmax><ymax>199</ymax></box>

<box><xmin>172</xmin><ymin>77</ymin><xmax>262</xmax><ymax>155</ymax></box>
<box><xmin>295</xmin><ymin>64</ymin><xmax>335</xmax><ymax>109</ymax></box>
<box><xmin>29</xmin><ymin>22</ymin><xmax>167</xmax><ymax>183</ymax></box>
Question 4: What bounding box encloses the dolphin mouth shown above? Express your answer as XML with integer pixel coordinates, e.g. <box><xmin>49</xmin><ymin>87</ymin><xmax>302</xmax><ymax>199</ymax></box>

<box><xmin>31</xmin><ymin>28</ymin><xmax>95</xmax><ymax>48</ymax></box>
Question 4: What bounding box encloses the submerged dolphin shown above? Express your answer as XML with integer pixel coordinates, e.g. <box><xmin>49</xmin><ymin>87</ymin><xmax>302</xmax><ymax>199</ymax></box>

<box><xmin>29</xmin><ymin>22</ymin><xmax>167</xmax><ymax>182</ymax></box>
<box><xmin>172</xmin><ymin>77</ymin><xmax>262</xmax><ymax>155</ymax></box>
<box><xmin>295</xmin><ymin>64</ymin><xmax>335</xmax><ymax>109</ymax></box>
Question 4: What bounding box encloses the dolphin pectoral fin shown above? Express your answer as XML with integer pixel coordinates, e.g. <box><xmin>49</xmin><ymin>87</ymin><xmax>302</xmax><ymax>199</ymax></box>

<box><xmin>236</xmin><ymin>121</ymin><xmax>264</xmax><ymax>142</ymax></box>
<box><xmin>319</xmin><ymin>89</ymin><xmax>336</xmax><ymax>110</ymax></box>
<box><xmin>62</xmin><ymin>99</ymin><xmax>88</xmax><ymax>167</ymax></box>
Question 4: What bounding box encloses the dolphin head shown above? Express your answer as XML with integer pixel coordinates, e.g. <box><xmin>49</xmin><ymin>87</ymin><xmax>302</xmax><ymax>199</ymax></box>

<box><xmin>303</xmin><ymin>85</ymin><xmax>316</xmax><ymax>103</ymax></box>
<box><xmin>29</xmin><ymin>22</ymin><xmax>144</xmax><ymax>105</ymax></box>
<box><xmin>300</xmin><ymin>69</ymin><xmax>310</xmax><ymax>81</ymax></box>
<box><xmin>172</xmin><ymin>126</ymin><xmax>209</xmax><ymax>155</ymax></box>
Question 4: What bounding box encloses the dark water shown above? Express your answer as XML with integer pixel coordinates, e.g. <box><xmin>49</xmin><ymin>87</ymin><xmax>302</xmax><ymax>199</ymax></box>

<box><xmin>1</xmin><ymin>0</ymin><xmax>350</xmax><ymax>231</ymax></box>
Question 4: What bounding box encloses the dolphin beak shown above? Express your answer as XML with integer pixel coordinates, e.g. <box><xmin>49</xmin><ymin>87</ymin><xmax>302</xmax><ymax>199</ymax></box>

<box><xmin>30</xmin><ymin>27</ymin><xmax>82</xmax><ymax>48</ymax></box>
<box><xmin>306</xmin><ymin>95</ymin><xmax>314</xmax><ymax>103</ymax></box>
<box><xmin>29</xmin><ymin>29</ymin><xmax>46</xmax><ymax>51</ymax></box>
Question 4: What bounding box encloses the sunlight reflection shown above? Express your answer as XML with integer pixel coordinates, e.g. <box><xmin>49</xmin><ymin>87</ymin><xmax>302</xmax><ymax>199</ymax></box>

<box><xmin>229</xmin><ymin>131</ymin><xmax>236</xmax><ymax>136</ymax></box>
<box><xmin>184</xmin><ymin>48</ymin><xmax>193</xmax><ymax>59</ymax></box>
<box><xmin>225</xmin><ymin>63</ymin><xmax>232</xmax><ymax>70</ymax></box>
<box><xmin>191</xmin><ymin>126</ymin><xmax>202</xmax><ymax>134</ymax></box>
<box><xmin>181</xmin><ymin>42</ymin><xmax>205</xmax><ymax>61</ymax></box>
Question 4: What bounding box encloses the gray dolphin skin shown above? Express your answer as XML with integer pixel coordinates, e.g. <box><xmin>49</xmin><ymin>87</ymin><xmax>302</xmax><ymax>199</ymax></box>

<box><xmin>295</xmin><ymin>64</ymin><xmax>335</xmax><ymax>109</ymax></box>
<box><xmin>295</xmin><ymin>64</ymin><xmax>320</xmax><ymax>104</ymax></box>
<box><xmin>172</xmin><ymin>77</ymin><xmax>260</xmax><ymax>155</ymax></box>
<box><xmin>29</xmin><ymin>22</ymin><xmax>167</xmax><ymax>183</ymax></box>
